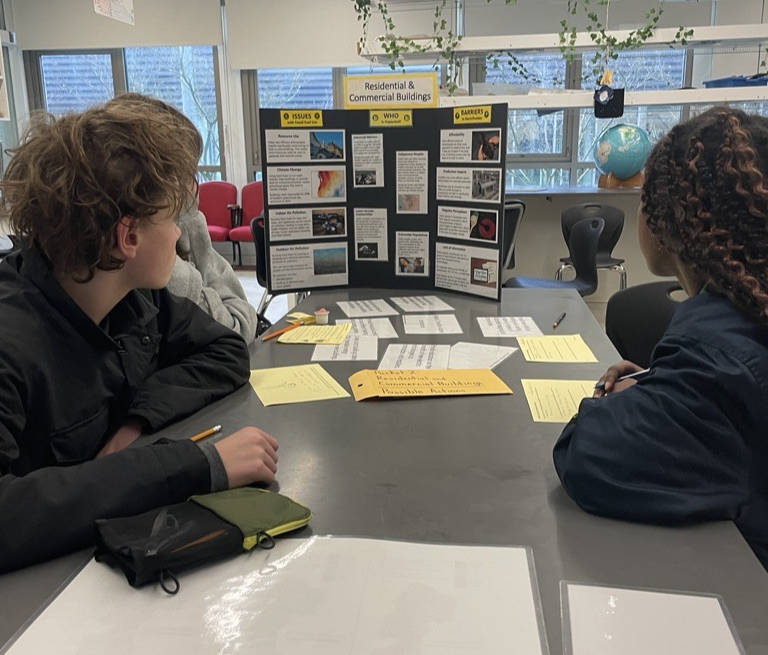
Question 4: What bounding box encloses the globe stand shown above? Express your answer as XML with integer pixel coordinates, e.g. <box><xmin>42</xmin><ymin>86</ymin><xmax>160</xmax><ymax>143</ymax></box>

<box><xmin>598</xmin><ymin>171</ymin><xmax>644</xmax><ymax>189</ymax></box>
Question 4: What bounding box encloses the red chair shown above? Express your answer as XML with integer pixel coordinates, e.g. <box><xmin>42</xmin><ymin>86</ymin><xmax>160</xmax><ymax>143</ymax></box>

<box><xmin>229</xmin><ymin>181</ymin><xmax>264</xmax><ymax>267</ymax></box>
<box><xmin>198</xmin><ymin>181</ymin><xmax>238</xmax><ymax>264</ymax></box>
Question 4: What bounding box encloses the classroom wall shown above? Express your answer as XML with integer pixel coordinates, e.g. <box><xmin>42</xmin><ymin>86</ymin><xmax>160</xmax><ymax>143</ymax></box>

<box><xmin>8</xmin><ymin>0</ymin><xmax>222</xmax><ymax>49</ymax></box>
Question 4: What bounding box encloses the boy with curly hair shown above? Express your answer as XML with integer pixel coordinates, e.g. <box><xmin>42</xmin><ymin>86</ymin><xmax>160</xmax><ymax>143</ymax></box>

<box><xmin>0</xmin><ymin>94</ymin><xmax>278</xmax><ymax>573</ymax></box>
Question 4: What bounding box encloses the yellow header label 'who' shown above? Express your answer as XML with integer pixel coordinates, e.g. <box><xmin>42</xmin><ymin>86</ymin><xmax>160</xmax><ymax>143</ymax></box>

<box><xmin>453</xmin><ymin>105</ymin><xmax>492</xmax><ymax>124</ymax></box>
<box><xmin>280</xmin><ymin>110</ymin><xmax>323</xmax><ymax>128</ymax></box>
<box><xmin>369</xmin><ymin>110</ymin><xmax>413</xmax><ymax>127</ymax></box>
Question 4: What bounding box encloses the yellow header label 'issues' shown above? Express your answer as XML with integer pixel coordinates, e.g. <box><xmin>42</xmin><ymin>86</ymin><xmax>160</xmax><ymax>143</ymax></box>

<box><xmin>280</xmin><ymin>110</ymin><xmax>323</xmax><ymax>128</ymax></box>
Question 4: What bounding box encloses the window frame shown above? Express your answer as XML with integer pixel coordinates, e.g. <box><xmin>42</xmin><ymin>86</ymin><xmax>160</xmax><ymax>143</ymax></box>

<box><xmin>23</xmin><ymin>47</ymin><xmax>226</xmax><ymax>180</ymax></box>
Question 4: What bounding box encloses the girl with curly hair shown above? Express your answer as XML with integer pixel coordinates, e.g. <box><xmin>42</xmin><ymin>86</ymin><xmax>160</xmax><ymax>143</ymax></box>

<box><xmin>553</xmin><ymin>107</ymin><xmax>768</xmax><ymax>569</ymax></box>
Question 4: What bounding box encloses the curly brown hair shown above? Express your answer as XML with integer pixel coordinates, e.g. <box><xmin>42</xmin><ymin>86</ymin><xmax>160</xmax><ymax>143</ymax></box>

<box><xmin>642</xmin><ymin>106</ymin><xmax>768</xmax><ymax>324</ymax></box>
<box><xmin>0</xmin><ymin>93</ymin><xmax>202</xmax><ymax>280</ymax></box>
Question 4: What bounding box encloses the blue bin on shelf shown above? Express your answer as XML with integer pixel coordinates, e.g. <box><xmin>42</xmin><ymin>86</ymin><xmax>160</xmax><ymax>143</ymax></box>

<box><xmin>703</xmin><ymin>74</ymin><xmax>768</xmax><ymax>88</ymax></box>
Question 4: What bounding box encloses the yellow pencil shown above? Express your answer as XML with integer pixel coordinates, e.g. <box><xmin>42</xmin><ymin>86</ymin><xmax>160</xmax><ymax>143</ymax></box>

<box><xmin>190</xmin><ymin>424</ymin><xmax>222</xmax><ymax>443</ymax></box>
<box><xmin>262</xmin><ymin>320</ymin><xmax>304</xmax><ymax>342</ymax></box>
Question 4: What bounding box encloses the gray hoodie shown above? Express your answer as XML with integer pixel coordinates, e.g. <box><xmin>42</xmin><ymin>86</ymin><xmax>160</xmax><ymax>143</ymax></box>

<box><xmin>167</xmin><ymin>203</ymin><xmax>258</xmax><ymax>343</ymax></box>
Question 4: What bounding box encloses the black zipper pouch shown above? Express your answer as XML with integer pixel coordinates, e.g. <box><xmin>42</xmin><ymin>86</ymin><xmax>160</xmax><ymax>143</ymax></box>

<box><xmin>94</xmin><ymin>501</ymin><xmax>243</xmax><ymax>594</ymax></box>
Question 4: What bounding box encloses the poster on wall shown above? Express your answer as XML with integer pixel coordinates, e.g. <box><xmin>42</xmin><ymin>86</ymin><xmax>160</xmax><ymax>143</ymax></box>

<box><xmin>258</xmin><ymin>104</ymin><xmax>508</xmax><ymax>301</ymax></box>
<box><xmin>93</xmin><ymin>0</ymin><xmax>134</xmax><ymax>24</ymax></box>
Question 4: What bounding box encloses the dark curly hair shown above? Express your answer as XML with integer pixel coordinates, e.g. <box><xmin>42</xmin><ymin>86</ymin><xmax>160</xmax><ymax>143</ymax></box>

<box><xmin>642</xmin><ymin>106</ymin><xmax>768</xmax><ymax>324</ymax></box>
<box><xmin>0</xmin><ymin>93</ymin><xmax>202</xmax><ymax>281</ymax></box>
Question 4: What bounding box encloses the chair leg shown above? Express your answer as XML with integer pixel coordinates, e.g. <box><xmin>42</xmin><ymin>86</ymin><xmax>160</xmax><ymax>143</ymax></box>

<box><xmin>616</xmin><ymin>265</ymin><xmax>627</xmax><ymax>291</ymax></box>
<box><xmin>256</xmin><ymin>292</ymin><xmax>273</xmax><ymax>316</ymax></box>
<box><xmin>555</xmin><ymin>264</ymin><xmax>571</xmax><ymax>281</ymax></box>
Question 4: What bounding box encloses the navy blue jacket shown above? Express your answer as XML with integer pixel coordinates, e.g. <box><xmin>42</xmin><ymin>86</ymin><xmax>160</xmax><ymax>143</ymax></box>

<box><xmin>554</xmin><ymin>292</ymin><xmax>768</xmax><ymax>569</ymax></box>
<box><xmin>0</xmin><ymin>249</ymin><xmax>250</xmax><ymax>572</ymax></box>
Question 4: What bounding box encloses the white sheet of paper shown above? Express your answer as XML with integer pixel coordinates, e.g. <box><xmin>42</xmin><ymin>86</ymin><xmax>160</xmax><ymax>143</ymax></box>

<box><xmin>311</xmin><ymin>335</ymin><xmax>379</xmax><ymax>362</ymax></box>
<box><xmin>448</xmin><ymin>341</ymin><xmax>518</xmax><ymax>369</ymax></box>
<box><xmin>564</xmin><ymin>583</ymin><xmax>742</xmax><ymax>655</ymax></box>
<box><xmin>336</xmin><ymin>317</ymin><xmax>398</xmax><ymax>338</ymax></box>
<box><xmin>6</xmin><ymin>537</ymin><xmax>547</xmax><ymax>655</ymax></box>
<box><xmin>402</xmin><ymin>314</ymin><xmax>463</xmax><ymax>335</ymax></box>
<box><xmin>337</xmin><ymin>299</ymin><xmax>399</xmax><ymax>318</ymax></box>
<box><xmin>390</xmin><ymin>295</ymin><xmax>454</xmax><ymax>312</ymax></box>
<box><xmin>378</xmin><ymin>343</ymin><xmax>451</xmax><ymax>369</ymax></box>
<box><xmin>477</xmin><ymin>316</ymin><xmax>543</xmax><ymax>337</ymax></box>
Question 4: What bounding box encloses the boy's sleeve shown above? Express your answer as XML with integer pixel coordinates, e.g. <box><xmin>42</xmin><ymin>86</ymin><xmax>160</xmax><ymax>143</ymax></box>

<box><xmin>0</xmin><ymin>384</ymin><xmax>213</xmax><ymax>572</ymax></box>
<box><xmin>126</xmin><ymin>290</ymin><xmax>251</xmax><ymax>432</ymax></box>
<box><xmin>553</xmin><ymin>338</ymin><xmax>754</xmax><ymax>524</ymax></box>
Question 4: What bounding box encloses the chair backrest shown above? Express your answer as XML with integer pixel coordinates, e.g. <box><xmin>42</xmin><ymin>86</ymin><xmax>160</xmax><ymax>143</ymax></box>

<box><xmin>198</xmin><ymin>181</ymin><xmax>238</xmax><ymax>230</ymax></box>
<box><xmin>561</xmin><ymin>203</ymin><xmax>624</xmax><ymax>258</ymax></box>
<box><xmin>501</xmin><ymin>198</ymin><xmax>525</xmax><ymax>270</ymax></box>
<box><xmin>568</xmin><ymin>217</ymin><xmax>604</xmax><ymax>296</ymax></box>
<box><xmin>605</xmin><ymin>280</ymin><xmax>683</xmax><ymax>367</ymax></box>
<box><xmin>241</xmin><ymin>181</ymin><xmax>265</xmax><ymax>224</ymax></box>
<box><xmin>250</xmin><ymin>216</ymin><xmax>268</xmax><ymax>288</ymax></box>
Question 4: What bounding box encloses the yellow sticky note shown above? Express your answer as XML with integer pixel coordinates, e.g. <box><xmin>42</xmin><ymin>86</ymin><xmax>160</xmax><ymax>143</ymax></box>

<box><xmin>249</xmin><ymin>364</ymin><xmax>350</xmax><ymax>407</ymax></box>
<box><xmin>516</xmin><ymin>334</ymin><xmax>597</xmax><ymax>363</ymax></box>
<box><xmin>521</xmin><ymin>379</ymin><xmax>595</xmax><ymax>423</ymax></box>
<box><xmin>286</xmin><ymin>312</ymin><xmax>316</xmax><ymax>325</ymax></box>
<box><xmin>278</xmin><ymin>323</ymin><xmax>352</xmax><ymax>345</ymax></box>
<box><xmin>349</xmin><ymin>369</ymin><xmax>512</xmax><ymax>402</ymax></box>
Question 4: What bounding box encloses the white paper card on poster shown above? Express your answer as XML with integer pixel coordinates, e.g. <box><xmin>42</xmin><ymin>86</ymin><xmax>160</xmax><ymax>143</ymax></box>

<box><xmin>563</xmin><ymin>583</ymin><xmax>744</xmax><ymax>655</ymax></box>
<box><xmin>7</xmin><ymin>538</ymin><xmax>548</xmax><ymax>655</ymax></box>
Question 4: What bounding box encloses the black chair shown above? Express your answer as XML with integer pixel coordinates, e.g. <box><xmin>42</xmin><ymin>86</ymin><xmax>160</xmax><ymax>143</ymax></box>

<box><xmin>504</xmin><ymin>217</ymin><xmax>604</xmax><ymax>297</ymax></box>
<box><xmin>250</xmin><ymin>217</ymin><xmax>308</xmax><ymax>321</ymax></box>
<box><xmin>501</xmin><ymin>198</ymin><xmax>525</xmax><ymax>271</ymax></box>
<box><xmin>605</xmin><ymin>280</ymin><xmax>684</xmax><ymax>368</ymax></box>
<box><xmin>555</xmin><ymin>203</ymin><xmax>627</xmax><ymax>290</ymax></box>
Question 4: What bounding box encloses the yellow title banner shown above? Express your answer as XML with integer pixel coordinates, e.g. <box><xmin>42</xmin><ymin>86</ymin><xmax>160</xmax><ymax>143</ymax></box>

<box><xmin>369</xmin><ymin>110</ymin><xmax>413</xmax><ymax>127</ymax></box>
<box><xmin>349</xmin><ymin>368</ymin><xmax>512</xmax><ymax>402</ymax></box>
<box><xmin>344</xmin><ymin>72</ymin><xmax>439</xmax><ymax>109</ymax></box>
<box><xmin>453</xmin><ymin>105</ymin><xmax>493</xmax><ymax>124</ymax></box>
<box><xmin>280</xmin><ymin>110</ymin><xmax>324</xmax><ymax>128</ymax></box>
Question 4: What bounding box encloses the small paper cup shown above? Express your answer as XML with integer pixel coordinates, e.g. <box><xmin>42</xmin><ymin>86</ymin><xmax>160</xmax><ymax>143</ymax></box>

<box><xmin>314</xmin><ymin>308</ymin><xmax>329</xmax><ymax>325</ymax></box>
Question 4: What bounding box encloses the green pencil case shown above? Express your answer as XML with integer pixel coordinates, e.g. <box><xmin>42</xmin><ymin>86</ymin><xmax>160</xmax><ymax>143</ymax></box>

<box><xmin>95</xmin><ymin>488</ymin><xmax>311</xmax><ymax>593</ymax></box>
<box><xmin>190</xmin><ymin>487</ymin><xmax>312</xmax><ymax>550</ymax></box>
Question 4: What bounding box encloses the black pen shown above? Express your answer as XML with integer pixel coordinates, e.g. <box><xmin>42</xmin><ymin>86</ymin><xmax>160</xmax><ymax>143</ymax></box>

<box><xmin>553</xmin><ymin>312</ymin><xmax>566</xmax><ymax>329</ymax></box>
<box><xmin>594</xmin><ymin>368</ymin><xmax>650</xmax><ymax>391</ymax></box>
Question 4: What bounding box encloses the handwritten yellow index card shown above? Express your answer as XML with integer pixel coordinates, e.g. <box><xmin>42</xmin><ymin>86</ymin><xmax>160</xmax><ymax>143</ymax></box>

<box><xmin>278</xmin><ymin>323</ymin><xmax>353</xmax><ymax>345</ymax></box>
<box><xmin>521</xmin><ymin>379</ymin><xmax>595</xmax><ymax>422</ymax></box>
<box><xmin>516</xmin><ymin>334</ymin><xmax>597</xmax><ymax>363</ymax></box>
<box><xmin>349</xmin><ymin>369</ymin><xmax>512</xmax><ymax>402</ymax></box>
<box><xmin>250</xmin><ymin>364</ymin><xmax>350</xmax><ymax>407</ymax></box>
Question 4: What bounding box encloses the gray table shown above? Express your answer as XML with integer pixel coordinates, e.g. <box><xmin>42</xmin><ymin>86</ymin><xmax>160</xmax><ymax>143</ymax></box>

<box><xmin>2</xmin><ymin>289</ymin><xmax>767</xmax><ymax>654</ymax></box>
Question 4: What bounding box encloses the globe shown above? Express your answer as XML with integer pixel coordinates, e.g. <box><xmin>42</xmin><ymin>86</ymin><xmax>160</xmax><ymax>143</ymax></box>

<box><xmin>593</xmin><ymin>123</ymin><xmax>653</xmax><ymax>180</ymax></box>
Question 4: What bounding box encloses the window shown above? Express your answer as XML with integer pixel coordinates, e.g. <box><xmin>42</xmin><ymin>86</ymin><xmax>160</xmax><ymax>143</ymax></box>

<box><xmin>38</xmin><ymin>52</ymin><xmax>116</xmax><ymax>115</ymax></box>
<box><xmin>257</xmin><ymin>68</ymin><xmax>334</xmax><ymax>110</ymax></box>
<box><xmin>25</xmin><ymin>47</ymin><xmax>225</xmax><ymax>180</ymax></box>
<box><xmin>125</xmin><ymin>46</ymin><xmax>223</xmax><ymax>180</ymax></box>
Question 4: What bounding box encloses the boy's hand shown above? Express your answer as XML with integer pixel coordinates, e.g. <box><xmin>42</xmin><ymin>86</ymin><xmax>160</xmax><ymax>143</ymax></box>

<box><xmin>213</xmin><ymin>428</ymin><xmax>279</xmax><ymax>487</ymax></box>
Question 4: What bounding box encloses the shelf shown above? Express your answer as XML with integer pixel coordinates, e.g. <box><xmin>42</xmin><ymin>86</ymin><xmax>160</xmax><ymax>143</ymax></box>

<box><xmin>438</xmin><ymin>85</ymin><xmax>768</xmax><ymax>110</ymax></box>
<box><xmin>358</xmin><ymin>23</ymin><xmax>768</xmax><ymax>61</ymax></box>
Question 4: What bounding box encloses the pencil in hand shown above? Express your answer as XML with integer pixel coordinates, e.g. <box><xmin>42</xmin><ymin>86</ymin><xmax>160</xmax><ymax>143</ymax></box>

<box><xmin>190</xmin><ymin>425</ymin><xmax>222</xmax><ymax>443</ymax></box>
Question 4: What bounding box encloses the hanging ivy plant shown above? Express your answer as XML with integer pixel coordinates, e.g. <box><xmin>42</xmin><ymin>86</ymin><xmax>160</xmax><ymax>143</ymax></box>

<box><xmin>353</xmin><ymin>0</ymin><xmax>697</xmax><ymax>93</ymax></box>
<box><xmin>559</xmin><ymin>0</ymin><xmax>696</xmax><ymax>84</ymax></box>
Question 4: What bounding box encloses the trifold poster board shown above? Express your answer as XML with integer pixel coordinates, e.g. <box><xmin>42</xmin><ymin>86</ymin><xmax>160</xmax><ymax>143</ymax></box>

<box><xmin>259</xmin><ymin>104</ymin><xmax>508</xmax><ymax>301</ymax></box>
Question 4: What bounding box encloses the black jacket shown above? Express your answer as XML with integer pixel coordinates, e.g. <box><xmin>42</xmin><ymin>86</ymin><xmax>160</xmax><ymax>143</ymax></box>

<box><xmin>554</xmin><ymin>292</ymin><xmax>768</xmax><ymax>569</ymax></box>
<box><xmin>0</xmin><ymin>249</ymin><xmax>250</xmax><ymax>572</ymax></box>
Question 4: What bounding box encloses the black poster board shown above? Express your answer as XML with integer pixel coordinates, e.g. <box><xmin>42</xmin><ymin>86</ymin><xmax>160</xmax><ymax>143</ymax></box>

<box><xmin>259</xmin><ymin>104</ymin><xmax>508</xmax><ymax>301</ymax></box>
